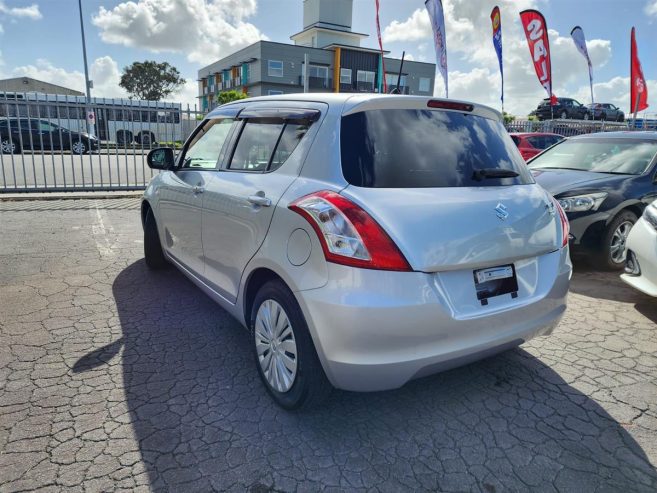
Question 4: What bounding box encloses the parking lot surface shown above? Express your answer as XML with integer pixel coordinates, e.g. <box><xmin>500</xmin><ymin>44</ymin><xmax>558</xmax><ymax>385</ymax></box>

<box><xmin>1</xmin><ymin>199</ymin><xmax>656</xmax><ymax>492</ymax></box>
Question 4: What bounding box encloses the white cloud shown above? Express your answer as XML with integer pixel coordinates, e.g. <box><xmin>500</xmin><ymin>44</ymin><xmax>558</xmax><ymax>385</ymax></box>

<box><xmin>92</xmin><ymin>0</ymin><xmax>266</xmax><ymax>65</ymax></box>
<box><xmin>0</xmin><ymin>1</ymin><xmax>42</xmax><ymax>19</ymax></box>
<box><xmin>4</xmin><ymin>55</ymin><xmax>198</xmax><ymax>108</ymax></box>
<box><xmin>8</xmin><ymin>57</ymin><xmax>127</xmax><ymax>98</ymax></box>
<box><xmin>645</xmin><ymin>0</ymin><xmax>657</xmax><ymax>17</ymax></box>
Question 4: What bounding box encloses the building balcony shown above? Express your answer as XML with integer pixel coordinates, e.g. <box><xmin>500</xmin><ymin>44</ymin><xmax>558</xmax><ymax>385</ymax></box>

<box><xmin>298</xmin><ymin>76</ymin><xmax>333</xmax><ymax>90</ymax></box>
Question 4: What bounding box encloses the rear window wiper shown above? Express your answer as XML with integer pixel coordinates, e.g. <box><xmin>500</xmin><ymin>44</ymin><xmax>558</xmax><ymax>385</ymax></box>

<box><xmin>472</xmin><ymin>168</ymin><xmax>519</xmax><ymax>181</ymax></box>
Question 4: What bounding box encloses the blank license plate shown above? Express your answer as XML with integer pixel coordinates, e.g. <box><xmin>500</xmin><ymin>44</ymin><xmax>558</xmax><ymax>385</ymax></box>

<box><xmin>473</xmin><ymin>265</ymin><xmax>518</xmax><ymax>302</ymax></box>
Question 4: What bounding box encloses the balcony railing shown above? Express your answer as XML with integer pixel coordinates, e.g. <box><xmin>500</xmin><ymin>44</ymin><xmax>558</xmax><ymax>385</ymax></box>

<box><xmin>298</xmin><ymin>76</ymin><xmax>332</xmax><ymax>90</ymax></box>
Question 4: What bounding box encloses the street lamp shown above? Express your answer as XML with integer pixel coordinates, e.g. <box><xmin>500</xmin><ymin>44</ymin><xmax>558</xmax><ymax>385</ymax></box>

<box><xmin>77</xmin><ymin>0</ymin><xmax>95</xmax><ymax>137</ymax></box>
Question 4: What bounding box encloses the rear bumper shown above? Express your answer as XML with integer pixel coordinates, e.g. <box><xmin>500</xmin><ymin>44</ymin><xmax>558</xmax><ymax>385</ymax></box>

<box><xmin>621</xmin><ymin>218</ymin><xmax>657</xmax><ymax>296</ymax></box>
<box><xmin>297</xmin><ymin>248</ymin><xmax>571</xmax><ymax>391</ymax></box>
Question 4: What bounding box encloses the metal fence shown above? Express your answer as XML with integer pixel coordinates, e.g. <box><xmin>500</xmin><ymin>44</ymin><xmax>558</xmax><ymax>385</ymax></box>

<box><xmin>505</xmin><ymin>119</ymin><xmax>632</xmax><ymax>136</ymax></box>
<box><xmin>1</xmin><ymin>93</ymin><xmax>203</xmax><ymax>193</ymax></box>
<box><xmin>2</xmin><ymin>93</ymin><xmax>656</xmax><ymax>193</ymax></box>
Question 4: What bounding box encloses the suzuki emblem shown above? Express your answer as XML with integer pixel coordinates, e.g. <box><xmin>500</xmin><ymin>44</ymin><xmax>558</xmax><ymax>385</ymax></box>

<box><xmin>495</xmin><ymin>203</ymin><xmax>509</xmax><ymax>220</ymax></box>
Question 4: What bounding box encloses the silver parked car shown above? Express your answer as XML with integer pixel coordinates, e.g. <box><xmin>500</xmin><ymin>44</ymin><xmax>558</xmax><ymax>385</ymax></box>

<box><xmin>142</xmin><ymin>94</ymin><xmax>572</xmax><ymax>409</ymax></box>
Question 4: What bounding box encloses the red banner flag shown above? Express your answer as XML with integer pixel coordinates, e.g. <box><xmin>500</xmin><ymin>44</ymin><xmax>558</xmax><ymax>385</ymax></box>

<box><xmin>631</xmin><ymin>27</ymin><xmax>649</xmax><ymax>113</ymax></box>
<box><xmin>520</xmin><ymin>10</ymin><xmax>556</xmax><ymax>105</ymax></box>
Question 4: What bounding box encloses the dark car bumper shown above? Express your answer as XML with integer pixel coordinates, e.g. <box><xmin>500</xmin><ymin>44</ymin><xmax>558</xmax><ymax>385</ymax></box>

<box><xmin>565</xmin><ymin>210</ymin><xmax>611</xmax><ymax>252</ymax></box>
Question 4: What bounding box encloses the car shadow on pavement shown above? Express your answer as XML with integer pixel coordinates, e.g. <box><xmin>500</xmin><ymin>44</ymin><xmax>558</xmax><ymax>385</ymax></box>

<box><xmin>109</xmin><ymin>259</ymin><xmax>657</xmax><ymax>492</ymax></box>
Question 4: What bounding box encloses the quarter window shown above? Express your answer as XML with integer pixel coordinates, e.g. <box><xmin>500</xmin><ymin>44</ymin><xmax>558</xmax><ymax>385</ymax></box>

<box><xmin>268</xmin><ymin>60</ymin><xmax>283</xmax><ymax>77</ymax></box>
<box><xmin>182</xmin><ymin>118</ymin><xmax>235</xmax><ymax>169</ymax></box>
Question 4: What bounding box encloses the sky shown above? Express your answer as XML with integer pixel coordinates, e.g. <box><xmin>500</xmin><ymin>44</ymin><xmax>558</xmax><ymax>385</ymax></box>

<box><xmin>0</xmin><ymin>0</ymin><xmax>655</xmax><ymax>117</ymax></box>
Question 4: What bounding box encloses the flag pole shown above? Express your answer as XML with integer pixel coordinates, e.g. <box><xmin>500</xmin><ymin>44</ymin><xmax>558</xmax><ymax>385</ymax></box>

<box><xmin>633</xmin><ymin>91</ymin><xmax>640</xmax><ymax>130</ymax></box>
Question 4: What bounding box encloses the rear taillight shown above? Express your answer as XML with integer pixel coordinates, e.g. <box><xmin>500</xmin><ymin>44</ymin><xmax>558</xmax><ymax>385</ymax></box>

<box><xmin>289</xmin><ymin>191</ymin><xmax>411</xmax><ymax>271</ymax></box>
<box><xmin>552</xmin><ymin>197</ymin><xmax>570</xmax><ymax>247</ymax></box>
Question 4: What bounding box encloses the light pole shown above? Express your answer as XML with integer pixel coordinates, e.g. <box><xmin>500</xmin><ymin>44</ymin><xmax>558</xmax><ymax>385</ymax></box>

<box><xmin>77</xmin><ymin>0</ymin><xmax>95</xmax><ymax>137</ymax></box>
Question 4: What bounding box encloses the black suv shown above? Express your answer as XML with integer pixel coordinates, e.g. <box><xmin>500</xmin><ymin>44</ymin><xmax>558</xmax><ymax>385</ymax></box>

<box><xmin>535</xmin><ymin>98</ymin><xmax>589</xmax><ymax>121</ymax></box>
<box><xmin>0</xmin><ymin>118</ymin><xmax>99</xmax><ymax>154</ymax></box>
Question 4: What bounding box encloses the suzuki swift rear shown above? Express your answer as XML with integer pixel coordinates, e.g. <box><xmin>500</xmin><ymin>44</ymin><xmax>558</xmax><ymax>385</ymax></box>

<box><xmin>143</xmin><ymin>94</ymin><xmax>572</xmax><ymax>410</ymax></box>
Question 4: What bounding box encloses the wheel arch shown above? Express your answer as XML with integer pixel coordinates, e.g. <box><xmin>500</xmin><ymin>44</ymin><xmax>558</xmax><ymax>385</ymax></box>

<box><xmin>242</xmin><ymin>267</ymin><xmax>286</xmax><ymax>327</ymax></box>
<box><xmin>140</xmin><ymin>199</ymin><xmax>152</xmax><ymax>229</ymax></box>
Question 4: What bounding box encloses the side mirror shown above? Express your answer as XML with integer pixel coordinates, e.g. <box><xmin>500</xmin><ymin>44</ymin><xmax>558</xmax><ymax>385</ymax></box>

<box><xmin>147</xmin><ymin>147</ymin><xmax>175</xmax><ymax>170</ymax></box>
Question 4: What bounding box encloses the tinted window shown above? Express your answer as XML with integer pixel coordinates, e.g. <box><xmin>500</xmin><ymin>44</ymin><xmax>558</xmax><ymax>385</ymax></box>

<box><xmin>341</xmin><ymin>109</ymin><xmax>533</xmax><ymax>188</ymax></box>
<box><xmin>230</xmin><ymin>121</ymin><xmax>284</xmax><ymax>172</ymax></box>
<box><xmin>510</xmin><ymin>135</ymin><xmax>520</xmax><ymax>145</ymax></box>
<box><xmin>527</xmin><ymin>136</ymin><xmax>552</xmax><ymax>149</ymax></box>
<box><xmin>182</xmin><ymin>118</ymin><xmax>235</xmax><ymax>169</ymax></box>
<box><xmin>529</xmin><ymin>139</ymin><xmax>657</xmax><ymax>175</ymax></box>
<box><xmin>270</xmin><ymin>123</ymin><xmax>309</xmax><ymax>171</ymax></box>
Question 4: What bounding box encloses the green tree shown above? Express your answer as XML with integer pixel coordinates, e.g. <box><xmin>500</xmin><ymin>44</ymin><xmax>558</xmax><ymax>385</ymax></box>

<box><xmin>119</xmin><ymin>61</ymin><xmax>185</xmax><ymax>101</ymax></box>
<box><xmin>217</xmin><ymin>90</ymin><xmax>248</xmax><ymax>106</ymax></box>
<box><xmin>502</xmin><ymin>111</ymin><xmax>515</xmax><ymax>124</ymax></box>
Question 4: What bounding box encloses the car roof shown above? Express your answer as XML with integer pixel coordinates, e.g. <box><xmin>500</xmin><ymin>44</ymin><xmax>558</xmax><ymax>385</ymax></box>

<box><xmin>569</xmin><ymin>131</ymin><xmax>657</xmax><ymax>141</ymax></box>
<box><xmin>214</xmin><ymin>93</ymin><xmax>502</xmax><ymax>122</ymax></box>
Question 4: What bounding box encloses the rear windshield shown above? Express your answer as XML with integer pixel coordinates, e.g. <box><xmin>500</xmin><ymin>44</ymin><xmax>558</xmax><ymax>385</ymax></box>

<box><xmin>340</xmin><ymin>109</ymin><xmax>533</xmax><ymax>188</ymax></box>
<box><xmin>529</xmin><ymin>138</ymin><xmax>657</xmax><ymax>175</ymax></box>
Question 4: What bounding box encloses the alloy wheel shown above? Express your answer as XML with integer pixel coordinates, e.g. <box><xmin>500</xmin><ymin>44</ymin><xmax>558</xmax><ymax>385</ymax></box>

<box><xmin>560</xmin><ymin>111</ymin><xmax>568</xmax><ymax>119</ymax></box>
<box><xmin>72</xmin><ymin>141</ymin><xmax>86</xmax><ymax>154</ymax></box>
<box><xmin>1</xmin><ymin>139</ymin><xmax>16</xmax><ymax>154</ymax></box>
<box><xmin>254</xmin><ymin>299</ymin><xmax>298</xmax><ymax>393</ymax></box>
<box><xmin>610</xmin><ymin>221</ymin><xmax>633</xmax><ymax>264</ymax></box>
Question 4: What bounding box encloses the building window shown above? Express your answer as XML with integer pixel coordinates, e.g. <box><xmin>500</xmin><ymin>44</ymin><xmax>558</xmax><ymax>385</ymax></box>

<box><xmin>419</xmin><ymin>77</ymin><xmax>431</xmax><ymax>93</ymax></box>
<box><xmin>357</xmin><ymin>70</ymin><xmax>375</xmax><ymax>91</ymax></box>
<box><xmin>302</xmin><ymin>64</ymin><xmax>329</xmax><ymax>88</ymax></box>
<box><xmin>268</xmin><ymin>60</ymin><xmax>283</xmax><ymax>77</ymax></box>
<box><xmin>268</xmin><ymin>90</ymin><xmax>284</xmax><ymax>95</ymax></box>
<box><xmin>357</xmin><ymin>70</ymin><xmax>375</xmax><ymax>84</ymax></box>
<box><xmin>340</xmin><ymin>68</ymin><xmax>352</xmax><ymax>85</ymax></box>
<box><xmin>385</xmin><ymin>73</ymin><xmax>407</xmax><ymax>88</ymax></box>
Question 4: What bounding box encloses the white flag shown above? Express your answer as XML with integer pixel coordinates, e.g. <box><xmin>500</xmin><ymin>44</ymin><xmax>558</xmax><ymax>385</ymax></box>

<box><xmin>571</xmin><ymin>26</ymin><xmax>594</xmax><ymax>105</ymax></box>
<box><xmin>425</xmin><ymin>0</ymin><xmax>448</xmax><ymax>98</ymax></box>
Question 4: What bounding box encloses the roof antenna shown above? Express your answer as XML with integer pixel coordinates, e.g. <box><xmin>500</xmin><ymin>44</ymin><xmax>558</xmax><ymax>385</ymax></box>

<box><xmin>390</xmin><ymin>51</ymin><xmax>405</xmax><ymax>94</ymax></box>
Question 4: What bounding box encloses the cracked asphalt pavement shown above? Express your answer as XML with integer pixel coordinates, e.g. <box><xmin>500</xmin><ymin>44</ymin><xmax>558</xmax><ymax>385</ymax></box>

<box><xmin>1</xmin><ymin>199</ymin><xmax>656</xmax><ymax>492</ymax></box>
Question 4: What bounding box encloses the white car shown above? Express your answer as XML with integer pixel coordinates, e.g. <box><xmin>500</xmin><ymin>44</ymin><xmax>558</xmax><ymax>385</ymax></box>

<box><xmin>622</xmin><ymin>200</ymin><xmax>657</xmax><ymax>296</ymax></box>
<box><xmin>142</xmin><ymin>94</ymin><xmax>572</xmax><ymax>409</ymax></box>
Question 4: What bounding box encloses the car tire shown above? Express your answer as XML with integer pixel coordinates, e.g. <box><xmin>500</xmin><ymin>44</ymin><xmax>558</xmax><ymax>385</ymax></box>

<box><xmin>560</xmin><ymin>111</ymin><xmax>568</xmax><ymax>119</ymax></box>
<box><xmin>136</xmin><ymin>131</ymin><xmax>156</xmax><ymax>146</ymax></box>
<box><xmin>617</xmin><ymin>114</ymin><xmax>624</xmax><ymax>122</ymax></box>
<box><xmin>116</xmin><ymin>130</ymin><xmax>133</xmax><ymax>146</ymax></box>
<box><xmin>596</xmin><ymin>210</ymin><xmax>637</xmax><ymax>271</ymax></box>
<box><xmin>144</xmin><ymin>208</ymin><xmax>167</xmax><ymax>269</ymax></box>
<box><xmin>583</xmin><ymin>112</ymin><xmax>590</xmax><ymax>120</ymax></box>
<box><xmin>250</xmin><ymin>279</ymin><xmax>332</xmax><ymax>410</ymax></box>
<box><xmin>1</xmin><ymin>137</ymin><xmax>20</xmax><ymax>154</ymax></box>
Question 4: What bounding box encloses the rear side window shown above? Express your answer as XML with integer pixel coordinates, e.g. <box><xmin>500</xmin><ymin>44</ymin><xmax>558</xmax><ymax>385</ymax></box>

<box><xmin>229</xmin><ymin>119</ymin><xmax>311</xmax><ymax>172</ymax></box>
<box><xmin>230</xmin><ymin>121</ymin><xmax>284</xmax><ymax>172</ymax></box>
<box><xmin>341</xmin><ymin>109</ymin><xmax>533</xmax><ymax>188</ymax></box>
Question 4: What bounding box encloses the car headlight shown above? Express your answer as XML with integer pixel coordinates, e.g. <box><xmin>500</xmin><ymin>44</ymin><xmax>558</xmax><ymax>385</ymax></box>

<box><xmin>558</xmin><ymin>192</ymin><xmax>608</xmax><ymax>213</ymax></box>
<box><xmin>644</xmin><ymin>203</ymin><xmax>657</xmax><ymax>230</ymax></box>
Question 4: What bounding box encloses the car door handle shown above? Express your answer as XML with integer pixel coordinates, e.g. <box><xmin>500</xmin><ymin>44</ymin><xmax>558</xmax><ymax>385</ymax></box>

<box><xmin>193</xmin><ymin>185</ymin><xmax>204</xmax><ymax>194</ymax></box>
<box><xmin>247</xmin><ymin>194</ymin><xmax>272</xmax><ymax>207</ymax></box>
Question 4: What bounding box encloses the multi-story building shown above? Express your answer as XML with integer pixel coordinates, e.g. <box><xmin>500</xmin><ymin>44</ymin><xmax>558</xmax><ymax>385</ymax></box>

<box><xmin>197</xmin><ymin>0</ymin><xmax>436</xmax><ymax>111</ymax></box>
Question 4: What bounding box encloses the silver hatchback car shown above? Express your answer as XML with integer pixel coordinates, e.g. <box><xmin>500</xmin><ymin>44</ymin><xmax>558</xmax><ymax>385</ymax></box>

<box><xmin>142</xmin><ymin>94</ymin><xmax>572</xmax><ymax>409</ymax></box>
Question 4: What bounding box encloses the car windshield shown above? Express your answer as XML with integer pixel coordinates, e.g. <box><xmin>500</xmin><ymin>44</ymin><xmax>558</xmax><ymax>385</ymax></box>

<box><xmin>529</xmin><ymin>138</ymin><xmax>657</xmax><ymax>175</ymax></box>
<box><xmin>340</xmin><ymin>109</ymin><xmax>533</xmax><ymax>188</ymax></box>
